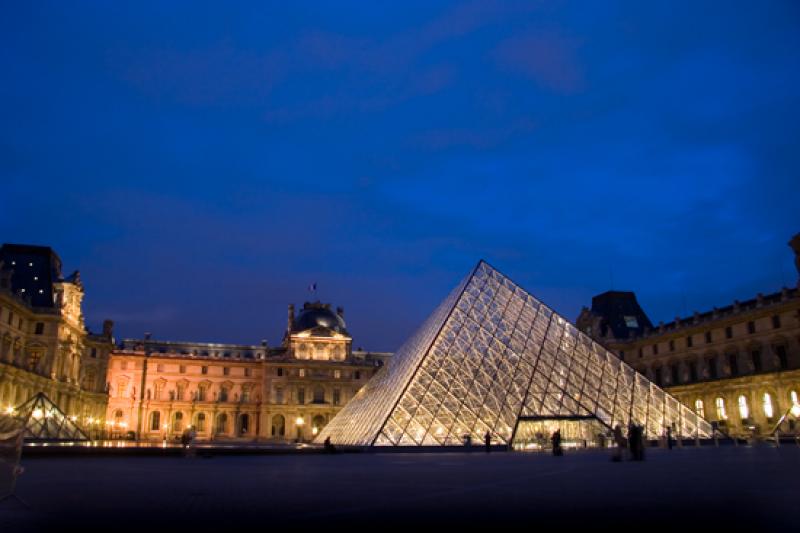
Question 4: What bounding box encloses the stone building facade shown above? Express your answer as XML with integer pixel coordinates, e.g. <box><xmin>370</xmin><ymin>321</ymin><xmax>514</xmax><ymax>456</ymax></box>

<box><xmin>105</xmin><ymin>302</ymin><xmax>391</xmax><ymax>442</ymax></box>
<box><xmin>0</xmin><ymin>244</ymin><xmax>112</xmax><ymax>428</ymax></box>
<box><xmin>577</xmin><ymin>235</ymin><xmax>800</xmax><ymax>438</ymax></box>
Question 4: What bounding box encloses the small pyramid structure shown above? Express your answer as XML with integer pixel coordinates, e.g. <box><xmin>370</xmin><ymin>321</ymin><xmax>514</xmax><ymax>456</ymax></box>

<box><xmin>13</xmin><ymin>392</ymin><xmax>89</xmax><ymax>441</ymax></box>
<box><xmin>316</xmin><ymin>261</ymin><xmax>714</xmax><ymax>446</ymax></box>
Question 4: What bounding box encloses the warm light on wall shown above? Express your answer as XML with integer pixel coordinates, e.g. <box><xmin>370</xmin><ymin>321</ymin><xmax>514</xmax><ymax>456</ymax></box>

<box><xmin>295</xmin><ymin>417</ymin><xmax>304</xmax><ymax>426</ymax></box>
<box><xmin>32</xmin><ymin>408</ymin><xmax>43</xmax><ymax>419</ymax></box>
<box><xmin>763</xmin><ymin>393</ymin><xmax>774</xmax><ymax>418</ymax></box>
<box><xmin>738</xmin><ymin>395</ymin><xmax>749</xmax><ymax>419</ymax></box>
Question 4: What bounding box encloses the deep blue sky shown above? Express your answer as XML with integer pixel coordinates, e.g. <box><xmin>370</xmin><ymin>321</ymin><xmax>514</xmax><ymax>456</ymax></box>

<box><xmin>2</xmin><ymin>2</ymin><xmax>799</xmax><ymax>350</ymax></box>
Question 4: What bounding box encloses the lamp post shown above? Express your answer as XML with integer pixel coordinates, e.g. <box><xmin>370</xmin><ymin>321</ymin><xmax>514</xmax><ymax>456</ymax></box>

<box><xmin>295</xmin><ymin>416</ymin><xmax>305</xmax><ymax>443</ymax></box>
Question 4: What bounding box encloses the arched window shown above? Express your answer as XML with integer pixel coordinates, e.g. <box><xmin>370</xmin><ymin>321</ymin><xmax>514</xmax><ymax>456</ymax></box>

<box><xmin>694</xmin><ymin>399</ymin><xmax>704</xmax><ymax>418</ymax></box>
<box><xmin>791</xmin><ymin>390</ymin><xmax>799</xmax><ymax>408</ymax></box>
<box><xmin>196</xmin><ymin>413</ymin><xmax>206</xmax><ymax>432</ymax></box>
<box><xmin>114</xmin><ymin>410</ymin><xmax>124</xmax><ymax>425</ymax></box>
<box><xmin>272</xmin><ymin>415</ymin><xmax>285</xmax><ymax>437</ymax></box>
<box><xmin>150</xmin><ymin>411</ymin><xmax>161</xmax><ymax>431</ymax></box>
<box><xmin>173</xmin><ymin>411</ymin><xmax>184</xmax><ymax>432</ymax></box>
<box><xmin>311</xmin><ymin>415</ymin><xmax>326</xmax><ymax>437</ymax></box>
<box><xmin>715</xmin><ymin>397</ymin><xmax>727</xmax><ymax>420</ymax></box>
<box><xmin>763</xmin><ymin>393</ymin><xmax>774</xmax><ymax>419</ymax></box>
<box><xmin>738</xmin><ymin>395</ymin><xmax>749</xmax><ymax>419</ymax></box>
<box><xmin>239</xmin><ymin>414</ymin><xmax>249</xmax><ymax>435</ymax></box>
<box><xmin>216</xmin><ymin>413</ymin><xmax>228</xmax><ymax>434</ymax></box>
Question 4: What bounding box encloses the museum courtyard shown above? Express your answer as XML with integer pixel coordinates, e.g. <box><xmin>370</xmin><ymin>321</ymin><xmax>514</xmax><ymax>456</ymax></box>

<box><xmin>2</xmin><ymin>445</ymin><xmax>798</xmax><ymax>530</ymax></box>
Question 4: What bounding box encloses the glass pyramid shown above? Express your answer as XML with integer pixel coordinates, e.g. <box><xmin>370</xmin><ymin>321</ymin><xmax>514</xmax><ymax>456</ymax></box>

<box><xmin>13</xmin><ymin>392</ymin><xmax>89</xmax><ymax>441</ymax></box>
<box><xmin>316</xmin><ymin>261</ymin><xmax>714</xmax><ymax>446</ymax></box>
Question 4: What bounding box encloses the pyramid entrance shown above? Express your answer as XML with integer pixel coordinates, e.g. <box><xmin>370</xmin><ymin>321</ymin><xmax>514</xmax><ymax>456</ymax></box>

<box><xmin>317</xmin><ymin>261</ymin><xmax>714</xmax><ymax>447</ymax></box>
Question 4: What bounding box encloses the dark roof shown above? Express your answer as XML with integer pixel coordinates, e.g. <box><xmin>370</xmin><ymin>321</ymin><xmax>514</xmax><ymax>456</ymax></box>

<box><xmin>292</xmin><ymin>302</ymin><xmax>347</xmax><ymax>334</ymax></box>
<box><xmin>590</xmin><ymin>290</ymin><xmax>653</xmax><ymax>339</ymax></box>
<box><xmin>0</xmin><ymin>243</ymin><xmax>64</xmax><ymax>308</ymax></box>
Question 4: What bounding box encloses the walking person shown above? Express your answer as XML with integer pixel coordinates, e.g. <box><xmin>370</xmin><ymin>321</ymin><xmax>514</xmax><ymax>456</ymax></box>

<box><xmin>551</xmin><ymin>429</ymin><xmax>563</xmax><ymax>456</ymax></box>
<box><xmin>612</xmin><ymin>424</ymin><xmax>626</xmax><ymax>462</ymax></box>
<box><xmin>484</xmin><ymin>430</ymin><xmax>491</xmax><ymax>453</ymax></box>
<box><xmin>666</xmin><ymin>426</ymin><xmax>673</xmax><ymax>450</ymax></box>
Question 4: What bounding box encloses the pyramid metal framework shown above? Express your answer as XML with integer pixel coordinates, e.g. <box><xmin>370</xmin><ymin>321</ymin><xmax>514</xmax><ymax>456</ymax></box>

<box><xmin>14</xmin><ymin>392</ymin><xmax>89</xmax><ymax>441</ymax></box>
<box><xmin>316</xmin><ymin>261</ymin><xmax>714</xmax><ymax>446</ymax></box>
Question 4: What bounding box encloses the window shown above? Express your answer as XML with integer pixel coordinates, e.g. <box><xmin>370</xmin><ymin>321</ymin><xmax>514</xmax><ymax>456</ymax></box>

<box><xmin>705</xmin><ymin>331</ymin><xmax>712</xmax><ymax>344</ymax></box>
<box><xmin>355</xmin><ymin>371</ymin><xmax>361</xmax><ymax>380</ymax></box>
<box><xmin>751</xmin><ymin>350</ymin><xmax>762</xmax><ymax>372</ymax></box>
<box><xmin>241</xmin><ymin>389</ymin><xmax>250</xmax><ymax>402</ymax></box>
<box><xmin>687</xmin><ymin>336</ymin><xmax>693</xmax><ymax>348</ymax></box>
<box><xmin>791</xmin><ymin>391</ymin><xmax>799</xmax><ymax>409</ymax></box>
<box><xmin>196</xmin><ymin>413</ymin><xmax>206</xmax><ymax>431</ymax></box>
<box><xmin>272</xmin><ymin>415</ymin><xmax>285</xmax><ymax>437</ymax></box>
<box><xmin>6</xmin><ymin>311</ymin><xmax>12</xmax><ymax>326</ymax></box>
<box><xmin>652</xmin><ymin>344</ymin><xmax>659</xmax><ymax>356</ymax></box>
<box><xmin>707</xmin><ymin>357</ymin><xmax>717</xmax><ymax>379</ymax></box>
<box><xmin>771</xmin><ymin>315</ymin><xmax>781</xmax><ymax>329</ymax></box>
<box><xmin>275</xmin><ymin>387</ymin><xmax>284</xmax><ymax>404</ymax></box>
<box><xmin>747</xmin><ymin>321</ymin><xmax>755</xmax><ymax>334</ymax></box>
<box><xmin>333</xmin><ymin>388</ymin><xmax>341</xmax><ymax>406</ymax></box>
<box><xmin>638</xmin><ymin>348</ymin><xmax>643</xmax><ymax>359</ymax></box>
<box><xmin>725</xmin><ymin>326</ymin><xmax>732</xmax><ymax>339</ymax></box>
<box><xmin>313</xmin><ymin>387</ymin><xmax>325</xmax><ymax>404</ymax></box>
<box><xmin>176</xmin><ymin>384</ymin><xmax>185</xmax><ymax>401</ymax></box>
<box><xmin>670</xmin><ymin>364</ymin><xmax>679</xmax><ymax>384</ymax></box>
<box><xmin>299</xmin><ymin>369</ymin><xmax>306</xmax><ymax>378</ymax></box>
<box><xmin>728</xmin><ymin>353</ymin><xmax>738</xmax><ymax>376</ymax></box>
<box><xmin>179</xmin><ymin>365</ymin><xmax>186</xmax><ymax>374</ymax></box>
<box><xmin>297</xmin><ymin>388</ymin><xmax>305</xmax><ymax>404</ymax></box>
<box><xmin>277</xmin><ymin>368</ymin><xmax>284</xmax><ymax>377</ymax></box>
<box><xmin>201</xmin><ymin>366</ymin><xmax>208</xmax><ymax>375</ymax></box>
<box><xmin>669</xmin><ymin>340</ymin><xmax>675</xmax><ymax>352</ymax></box>
<box><xmin>150</xmin><ymin>411</ymin><xmax>161</xmax><ymax>431</ymax></box>
<box><xmin>223</xmin><ymin>367</ymin><xmax>230</xmax><ymax>376</ymax></box>
<box><xmin>334</xmin><ymin>369</ymin><xmax>341</xmax><ymax>379</ymax></box>
<box><xmin>120</xmin><ymin>361</ymin><xmax>127</xmax><ymax>371</ymax></box>
<box><xmin>654</xmin><ymin>367</ymin><xmax>663</xmax><ymax>386</ymax></box>
<box><xmin>775</xmin><ymin>345</ymin><xmax>788</xmax><ymax>370</ymax></box>
<box><xmin>689</xmin><ymin>361</ymin><xmax>698</xmax><ymax>382</ymax></box>
<box><xmin>244</xmin><ymin>367</ymin><xmax>252</xmax><ymax>377</ymax></box>
<box><xmin>619</xmin><ymin>350</ymin><xmax>625</xmax><ymax>359</ymax></box>
<box><xmin>198</xmin><ymin>386</ymin><xmax>207</xmax><ymax>401</ymax></box>
<box><xmin>623</xmin><ymin>316</ymin><xmax>639</xmax><ymax>328</ymax></box>
<box><xmin>34</xmin><ymin>322</ymin><xmax>44</xmax><ymax>335</ymax></box>
<box><xmin>90</xmin><ymin>348</ymin><xmax>97</xmax><ymax>358</ymax></box>
<box><xmin>173</xmin><ymin>412</ymin><xmax>184</xmax><ymax>432</ymax></box>
<box><xmin>738</xmin><ymin>395</ymin><xmax>749</xmax><ymax>419</ymax></box>
<box><xmin>695</xmin><ymin>399</ymin><xmax>705</xmax><ymax>418</ymax></box>
<box><xmin>156</xmin><ymin>364</ymin><xmax>164</xmax><ymax>373</ymax></box>
<box><xmin>763</xmin><ymin>393</ymin><xmax>774</xmax><ymax>419</ymax></box>
<box><xmin>219</xmin><ymin>387</ymin><xmax>229</xmax><ymax>402</ymax></box>
<box><xmin>715</xmin><ymin>397</ymin><xmax>727</xmax><ymax>420</ymax></box>
<box><xmin>116</xmin><ymin>381</ymin><xmax>126</xmax><ymax>397</ymax></box>
<box><xmin>239</xmin><ymin>414</ymin><xmax>249</xmax><ymax>435</ymax></box>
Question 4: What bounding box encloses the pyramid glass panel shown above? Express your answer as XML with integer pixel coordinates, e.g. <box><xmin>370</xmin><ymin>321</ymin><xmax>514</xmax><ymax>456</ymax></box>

<box><xmin>315</xmin><ymin>261</ymin><xmax>715</xmax><ymax>446</ymax></box>
<box><xmin>13</xmin><ymin>393</ymin><xmax>88</xmax><ymax>441</ymax></box>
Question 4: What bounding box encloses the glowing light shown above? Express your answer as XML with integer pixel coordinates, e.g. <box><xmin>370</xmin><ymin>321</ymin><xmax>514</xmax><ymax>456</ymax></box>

<box><xmin>738</xmin><ymin>395</ymin><xmax>749</xmax><ymax>419</ymax></box>
<box><xmin>763</xmin><ymin>393</ymin><xmax>774</xmax><ymax>418</ymax></box>
<box><xmin>792</xmin><ymin>404</ymin><xmax>800</xmax><ymax>418</ymax></box>
<box><xmin>295</xmin><ymin>417</ymin><xmax>305</xmax><ymax>426</ymax></box>
<box><xmin>312</xmin><ymin>427</ymin><xmax>319</xmax><ymax>436</ymax></box>
<box><xmin>120</xmin><ymin>422</ymin><xmax>128</xmax><ymax>428</ymax></box>
<box><xmin>5</xmin><ymin>406</ymin><xmax>14</xmax><ymax>415</ymax></box>
<box><xmin>69</xmin><ymin>415</ymin><xmax>78</xmax><ymax>422</ymax></box>
<box><xmin>32</xmin><ymin>408</ymin><xmax>43</xmax><ymax>419</ymax></box>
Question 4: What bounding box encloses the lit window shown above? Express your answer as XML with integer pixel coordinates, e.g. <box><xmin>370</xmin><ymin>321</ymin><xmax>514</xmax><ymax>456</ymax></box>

<box><xmin>624</xmin><ymin>316</ymin><xmax>639</xmax><ymax>328</ymax></box>
<box><xmin>763</xmin><ymin>393</ymin><xmax>773</xmax><ymax>419</ymax></box>
<box><xmin>738</xmin><ymin>395</ymin><xmax>749</xmax><ymax>419</ymax></box>
<box><xmin>334</xmin><ymin>370</ymin><xmax>341</xmax><ymax>379</ymax></box>
<box><xmin>38</xmin><ymin>289</ymin><xmax>43</xmax><ymax>294</ymax></box>
<box><xmin>299</xmin><ymin>369</ymin><xmax>306</xmax><ymax>377</ymax></box>
<box><xmin>28</xmin><ymin>262</ymin><xmax>33</xmax><ymax>267</ymax></box>
<box><xmin>694</xmin><ymin>399</ymin><xmax>705</xmax><ymax>418</ymax></box>
<box><xmin>33</xmin><ymin>276</ymin><xmax>38</xmax><ymax>281</ymax></box>
<box><xmin>715</xmin><ymin>397</ymin><xmax>727</xmax><ymax>420</ymax></box>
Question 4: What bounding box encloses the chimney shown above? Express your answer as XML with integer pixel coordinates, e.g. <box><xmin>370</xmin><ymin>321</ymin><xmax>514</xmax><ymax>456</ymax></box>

<box><xmin>287</xmin><ymin>304</ymin><xmax>295</xmax><ymax>334</ymax></box>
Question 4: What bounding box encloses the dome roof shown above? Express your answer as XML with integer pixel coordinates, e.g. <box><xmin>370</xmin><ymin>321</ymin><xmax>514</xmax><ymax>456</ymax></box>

<box><xmin>292</xmin><ymin>303</ymin><xmax>347</xmax><ymax>334</ymax></box>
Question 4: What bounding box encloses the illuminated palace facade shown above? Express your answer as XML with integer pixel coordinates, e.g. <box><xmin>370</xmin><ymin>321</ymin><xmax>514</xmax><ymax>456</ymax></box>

<box><xmin>105</xmin><ymin>302</ymin><xmax>391</xmax><ymax>442</ymax></box>
<box><xmin>577</xmin><ymin>234</ymin><xmax>800</xmax><ymax>438</ymax></box>
<box><xmin>0</xmin><ymin>244</ymin><xmax>112</xmax><ymax>426</ymax></box>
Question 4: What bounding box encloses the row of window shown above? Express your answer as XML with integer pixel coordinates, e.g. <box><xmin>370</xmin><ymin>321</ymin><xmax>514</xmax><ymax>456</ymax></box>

<box><xmin>273</xmin><ymin>386</ymin><xmax>342</xmax><ymax>406</ymax></box>
<box><xmin>652</xmin><ymin>346</ymin><xmax>790</xmax><ymax>386</ymax></box>
<box><xmin>0</xmin><ymin>307</ymin><xmax>46</xmax><ymax>335</ymax></box>
<box><xmin>274</xmin><ymin>367</ymin><xmax>360</xmax><ymax>379</ymax></box>
<box><xmin>144</xmin><ymin>410</ymin><xmax>251</xmax><ymax>435</ymax></box>
<box><xmin>633</xmin><ymin>315</ymin><xmax>784</xmax><ymax>358</ymax></box>
<box><xmin>118</xmin><ymin>360</ymin><xmax>254</xmax><ymax>377</ymax></box>
<box><xmin>695</xmin><ymin>391</ymin><xmax>799</xmax><ymax>422</ymax></box>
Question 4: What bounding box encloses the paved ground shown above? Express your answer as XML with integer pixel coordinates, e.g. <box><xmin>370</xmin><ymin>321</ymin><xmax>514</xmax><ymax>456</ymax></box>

<box><xmin>2</xmin><ymin>445</ymin><xmax>798</xmax><ymax>530</ymax></box>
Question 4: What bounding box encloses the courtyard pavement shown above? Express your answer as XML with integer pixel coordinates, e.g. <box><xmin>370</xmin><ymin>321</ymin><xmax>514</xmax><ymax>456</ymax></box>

<box><xmin>2</xmin><ymin>445</ymin><xmax>798</xmax><ymax>530</ymax></box>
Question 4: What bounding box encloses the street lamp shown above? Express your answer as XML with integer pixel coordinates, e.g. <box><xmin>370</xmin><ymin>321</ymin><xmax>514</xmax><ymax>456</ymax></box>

<box><xmin>295</xmin><ymin>416</ymin><xmax>305</xmax><ymax>443</ymax></box>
